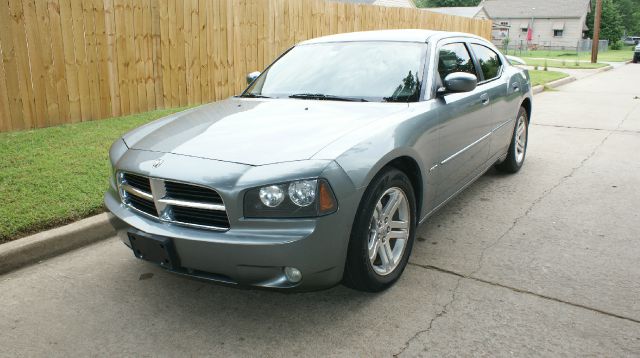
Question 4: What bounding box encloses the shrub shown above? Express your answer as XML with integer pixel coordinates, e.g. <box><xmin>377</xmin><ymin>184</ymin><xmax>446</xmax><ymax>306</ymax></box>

<box><xmin>610</xmin><ymin>40</ymin><xmax>623</xmax><ymax>50</ymax></box>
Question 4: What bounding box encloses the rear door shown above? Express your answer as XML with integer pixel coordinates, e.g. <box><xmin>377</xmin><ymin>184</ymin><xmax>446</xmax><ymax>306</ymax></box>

<box><xmin>467</xmin><ymin>42</ymin><xmax>513</xmax><ymax>158</ymax></box>
<box><xmin>432</xmin><ymin>39</ymin><xmax>493</xmax><ymax>203</ymax></box>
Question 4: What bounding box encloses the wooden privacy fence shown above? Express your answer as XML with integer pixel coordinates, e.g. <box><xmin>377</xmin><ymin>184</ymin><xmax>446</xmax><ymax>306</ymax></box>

<box><xmin>0</xmin><ymin>0</ymin><xmax>492</xmax><ymax>132</ymax></box>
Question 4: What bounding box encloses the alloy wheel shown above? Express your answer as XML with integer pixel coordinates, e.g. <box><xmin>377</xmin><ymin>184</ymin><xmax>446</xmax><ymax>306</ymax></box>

<box><xmin>367</xmin><ymin>187</ymin><xmax>410</xmax><ymax>276</ymax></box>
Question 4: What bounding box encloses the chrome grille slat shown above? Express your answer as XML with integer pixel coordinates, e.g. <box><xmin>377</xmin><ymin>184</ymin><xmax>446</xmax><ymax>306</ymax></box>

<box><xmin>117</xmin><ymin>171</ymin><xmax>230</xmax><ymax>231</ymax></box>
<box><xmin>122</xmin><ymin>173</ymin><xmax>151</xmax><ymax>193</ymax></box>
<box><xmin>158</xmin><ymin>198</ymin><xmax>225</xmax><ymax>211</ymax></box>
<box><xmin>122</xmin><ymin>184</ymin><xmax>154</xmax><ymax>200</ymax></box>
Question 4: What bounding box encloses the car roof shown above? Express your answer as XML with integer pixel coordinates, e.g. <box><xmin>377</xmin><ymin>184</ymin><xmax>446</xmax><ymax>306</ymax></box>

<box><xmin>298</xmin><ymin>29</ymin><xmax>486</xmax><ymax>45</ymax></box>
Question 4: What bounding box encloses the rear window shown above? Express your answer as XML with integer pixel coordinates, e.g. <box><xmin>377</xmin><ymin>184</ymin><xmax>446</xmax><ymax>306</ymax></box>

<box><xmin>470</xmin><ymin>44</ymin><xmax>502</xmax><ymax>81</ymax></box>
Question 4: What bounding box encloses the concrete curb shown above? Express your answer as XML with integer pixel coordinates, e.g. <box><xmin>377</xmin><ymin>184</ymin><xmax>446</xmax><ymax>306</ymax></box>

<box><xmin>532</xmin><ymin>64</ymin><xmax>614</xmax><ymax>95</ymax></box>
<box><xmin>532</xmin><ymin>76</ymin><xmax>577</xmax><ymax>94</ymax></box>
<box><xmin>0</xmin><ymin>213</ymin><xmax>117</xmax><ymax>275</ymax></box>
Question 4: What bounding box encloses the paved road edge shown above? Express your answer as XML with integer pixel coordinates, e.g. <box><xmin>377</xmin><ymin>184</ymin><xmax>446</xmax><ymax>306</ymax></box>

<box><xmin>0</xmin><ymin>213</ymin><xmax>118</xmax><ymax>275</ymax></box>
<box><xmin>532</xmin><ymin>64</ymin><xmax>613</xmax><ymax>94</ymax></box>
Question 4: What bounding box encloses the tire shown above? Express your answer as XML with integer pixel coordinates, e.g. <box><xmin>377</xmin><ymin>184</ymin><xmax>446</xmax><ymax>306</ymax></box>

<box><xmin>343</xmin><ymin>167</ymin><xmax>417</xmax><ymax>292</ymax></box>
<box><xmin>496</xmin><ymin>106</ymin><xmax>529</xmax><ymax>174</ymax></box>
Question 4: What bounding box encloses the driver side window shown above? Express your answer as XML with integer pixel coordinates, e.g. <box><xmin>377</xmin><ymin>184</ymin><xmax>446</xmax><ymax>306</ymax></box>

<box><xmin>437</xmin><ymin>43</ymin><xmax>477</xmax><ymax>82</ymax></box>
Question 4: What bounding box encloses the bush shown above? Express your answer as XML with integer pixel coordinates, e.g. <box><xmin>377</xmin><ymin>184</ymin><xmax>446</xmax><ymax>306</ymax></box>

<box><xmin>610</xmin><ymin>40</ymin><xmax>623</xmax><ymax>50</ymax></box>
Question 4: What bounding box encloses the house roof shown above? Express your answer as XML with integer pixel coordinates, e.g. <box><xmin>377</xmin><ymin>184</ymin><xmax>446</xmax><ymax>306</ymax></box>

<box><xmin>426</xmin><ymin>6</ymin><xmax>485</xmax><ymax>18</ymax></box>
<box><xmin>481</xmin><ymin>0</ymin><xmax>591</xmax><ymax>19</ymax></box>
<box><xmin>330</xmin><ymin>0</ymin><xmax>416</xmax><ymax>8</ymax></box>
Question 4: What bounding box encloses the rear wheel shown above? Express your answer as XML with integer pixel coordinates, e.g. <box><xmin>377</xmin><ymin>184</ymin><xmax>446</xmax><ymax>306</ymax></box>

<box><xmin>496</xmin><ymin>106</ymin><xmax>528</xmax><ymax>173</ymax></box>
<box><xmin>343</xmin><ymin>168</ymin><xmax>416</xmax><ymax>292</ymax></box>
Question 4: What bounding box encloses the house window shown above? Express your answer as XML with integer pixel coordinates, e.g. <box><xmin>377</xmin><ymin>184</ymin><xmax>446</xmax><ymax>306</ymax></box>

<box><xmin>522</xmin><ymin>28</ymin><xmax>528</xmax><ymax>33</ymax></box>
<box><xmin>554</xmin><ymin>29</ymin><xmax>563</xmax><ymax>37</ymax></box>
<box><xmin>500</xmin><ymin>21</ymin><xmax>509</xmax><ymax>26</ymax></box>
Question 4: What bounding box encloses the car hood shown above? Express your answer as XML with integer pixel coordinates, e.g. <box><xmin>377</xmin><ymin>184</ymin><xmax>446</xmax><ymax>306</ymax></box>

<box><xmin>123</xmin><ymin>98</ymin><xmax>409</xmax><ymax>166</ymax></box>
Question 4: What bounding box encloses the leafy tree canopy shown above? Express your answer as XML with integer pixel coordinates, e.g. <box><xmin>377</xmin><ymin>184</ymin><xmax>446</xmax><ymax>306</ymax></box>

<box><xmin>586</xmin><ymin>0</ymin><xmax>624</xmax><ymax>42</ymax></box>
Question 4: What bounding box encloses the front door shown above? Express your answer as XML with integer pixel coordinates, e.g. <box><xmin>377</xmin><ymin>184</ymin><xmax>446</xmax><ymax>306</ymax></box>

<box><xmin>432</xmin><ymin>41</ymin><xmax>494</xmax><ymax>203</ymax></box>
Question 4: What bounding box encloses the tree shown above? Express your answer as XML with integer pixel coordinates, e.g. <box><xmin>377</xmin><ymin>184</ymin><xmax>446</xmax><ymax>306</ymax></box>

<box><xmin>414</xmin><ymin>0</ymin><xmax>481</xmax><ymax>7</ymax></box>
<box><xmin>586</xmin><ymin>0</ymin><xmax>624</xmax><ymax>42</ymax></box>
<box><xmin>613</xmin><ymin>0</ymin><xmax>640</xmax><ymax>35</ymax></box>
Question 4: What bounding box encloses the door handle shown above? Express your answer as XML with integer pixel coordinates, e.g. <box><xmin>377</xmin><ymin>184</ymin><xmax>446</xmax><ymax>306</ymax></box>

<box><xmin>512</xmin><ymin>83</ymin><xmax>520</xmax><ymax>92</ymax></box>
<box><xmin>480</xmin><ymin>93</ymin><xmax>490</xmax><ymax>105</ymax></box>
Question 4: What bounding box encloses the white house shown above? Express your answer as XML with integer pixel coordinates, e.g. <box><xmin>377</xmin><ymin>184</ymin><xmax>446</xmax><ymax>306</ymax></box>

<box><xmin>481</xmin><ymin>0</ymin><xmax>591</xmax><ymax>49</ymax></box>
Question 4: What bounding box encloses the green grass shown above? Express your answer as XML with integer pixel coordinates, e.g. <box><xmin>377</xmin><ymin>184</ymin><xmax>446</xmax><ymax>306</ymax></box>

<box><xmin>0</xmin><ymin>107</ymin><xmax>188</xmax><ymax>242</ymax></box>
<box><xmin>505</xmin><ymin>46</ymin><xmax>635</xmax><ymax>62</ymax></box>
<box><xmin>528</xmin><ymin>70</ymin><xmax>569</xmax><ymax>86</ymax></box>
<box><xmin>522</xmin><ymin>58</ymin><xmax>607</xmax><ymax>69</ymax></box>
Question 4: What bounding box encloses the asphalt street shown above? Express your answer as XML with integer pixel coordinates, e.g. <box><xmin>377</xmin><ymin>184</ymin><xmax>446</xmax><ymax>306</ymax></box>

<box><xmin>1</xmin><ymin>64</ymin><xmax>639</xmax><ymax>357</ymax></box>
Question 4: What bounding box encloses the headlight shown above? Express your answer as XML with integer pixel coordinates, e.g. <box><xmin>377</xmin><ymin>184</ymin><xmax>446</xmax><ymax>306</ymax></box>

<box><xmin>244</xmin><ymin>179</ymin><xmax>337</xmax><ymax>218</ymax></box>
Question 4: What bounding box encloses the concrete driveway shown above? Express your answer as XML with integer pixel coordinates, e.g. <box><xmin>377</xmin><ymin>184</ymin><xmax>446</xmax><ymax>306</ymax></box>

<box><xmin>2</xmin><ymin>64</ymin><xmax>640</xmax><ymax>357</ymax></box>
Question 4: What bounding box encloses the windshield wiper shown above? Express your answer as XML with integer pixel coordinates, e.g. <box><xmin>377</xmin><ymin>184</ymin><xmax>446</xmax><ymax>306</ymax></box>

<box><xmin>289</xmin><ymin>93</ymin><xmax>368</xmax><ymax>102</ymax></box>
<box><xmin>239</xmin><ymin>93</ymin><xmax>272</xmax><ymax>98</ymax></box>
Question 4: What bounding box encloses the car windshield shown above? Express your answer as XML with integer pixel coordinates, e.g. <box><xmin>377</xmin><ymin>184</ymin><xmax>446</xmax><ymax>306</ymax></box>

<box><xmin>243</xmin><ymin>41</ymin><xmax>427</xmax><ymax>102</ymax></box>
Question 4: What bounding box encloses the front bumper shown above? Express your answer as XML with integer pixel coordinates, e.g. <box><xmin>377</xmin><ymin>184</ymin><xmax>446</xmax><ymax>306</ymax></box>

<box><xmin>105</xmin><ymin>152</ymin><xmax>362</xmax><ymax>291</ymax></box>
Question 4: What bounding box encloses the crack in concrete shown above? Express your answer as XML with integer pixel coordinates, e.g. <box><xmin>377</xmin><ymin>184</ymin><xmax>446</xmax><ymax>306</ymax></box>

<box><xmin>393</xmin><ymin>275</ymin><xmax>463</xmax><ymax>357</ymax></box>
<box><xmin>395</xmin><ymin>102</ymin><xmax>640</xmax><ymax>356</ymax></box>
<box><xmin>532</xmin><ymin>123</ymin><xmax>640</xmax><ymax>134</ymax></box>
<box><xmin>409</xmin><ymin>262</ymin><xmax>640</xmax><ymax>325</ymax></box>
<box><xmin>472</xmin><ymin>101</ymin><xmax>639</xmax><ymax>279</ymax></box>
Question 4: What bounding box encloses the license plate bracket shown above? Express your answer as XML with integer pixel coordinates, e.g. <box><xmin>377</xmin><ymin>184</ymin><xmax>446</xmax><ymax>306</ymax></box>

<box><xmin>128</xmin><ymin>232</ymin><xmax>180</xmax><ymax>270</ymax></box>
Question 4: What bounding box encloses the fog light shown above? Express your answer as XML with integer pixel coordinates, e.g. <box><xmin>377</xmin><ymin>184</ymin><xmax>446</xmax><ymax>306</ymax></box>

<box><xmin>284</xmin><ymin>266</ymin><xmax>302</xmax><ymax>283</ymax></box>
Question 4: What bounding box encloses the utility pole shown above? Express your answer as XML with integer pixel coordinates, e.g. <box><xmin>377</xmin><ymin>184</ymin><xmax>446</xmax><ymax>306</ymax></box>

<box><xmin>591</xmin><ymin>0</ymin><xmax>603</xmax><ymax>63</ymax></box>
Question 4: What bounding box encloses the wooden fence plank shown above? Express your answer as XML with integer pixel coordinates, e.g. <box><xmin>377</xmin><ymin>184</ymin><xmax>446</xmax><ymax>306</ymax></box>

<box><xmin>151</xmin><ymin>0</ymin><xmax>163</xmax><ymax>108</ymax></box>
<box><xmin>123</xmin><ymin>0</ymin><xmax>138</xmax><ymax>113</ymax></box>
<box><xmin>158</xmin><ymin>0</ymin><xmax>170</xmax><ymax>108</ymax></box>
<box><xmin>113</xmin><ymin>0</ymin><xmax>129</xmax><ymax>114</ymax></box>
<box><xmin>69</xmin><ymin>0</ymin><xmax>91</xmax><ymax>120</ymax></box>
<box><xmin>82</xmin><ymin>0</ymin><xmax>102</xmax><ymax>120</ymax></box>
<box><xmin>133</xmin><ymin>0</ymin><xmax>147</xmax><ymax>112</ymax></box>
<box><xmin>0</xmin><ymin>24</ymin><xmax>12</xmax><ymax>132</ymax></box>
<box><xmin>192</xmin><ymin>0</ymin><xmax>201</xmax><ymax>104</ymax></box>
<box><xmin>104</xmin><ymin>0</ymin><xmax>120</xmax><ymax>117</ymax></box>
<box><xmin>142</xmin><ymin>0</ymin><xmax>156</xmax><ymax>111</ymax></box>
<box><xmin>0</xmin><ymin>0</ymin><xmax>23</xmax><ymax>131</ymax></box>
<box><xmin>34</xmin><ymin>0</ymin><xmax>61</xmax><ymax>124</ymax></box>
<box><xmin>93</xmin><ymin>0</ymin><xmax>112</xmax><ymax>118</ymax></box>
<box><xmin>198</xmin><ymin>0</ymin><xmax>208</xmax><ymax>102</ymax></box>
<box><xmin>8</xmin><ymin>0</ymin><xmax>35</xmax><ymax>129</ymax></box>
<box><xmin>23</xmin><ymin>0</ymin><xmax>48</xmax><ymax>127</ymax></box>
<box><xmin>176</xmin><ymin>0</ymin><xmax>186</xmax><ymax>105</ymax></box>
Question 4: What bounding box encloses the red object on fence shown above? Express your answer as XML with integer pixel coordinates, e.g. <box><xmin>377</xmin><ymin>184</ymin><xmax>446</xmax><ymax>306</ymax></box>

<box><xmin>527</xmin><ymin>27</ymin><xmax>533</xmax><ymax>41</ymax></box>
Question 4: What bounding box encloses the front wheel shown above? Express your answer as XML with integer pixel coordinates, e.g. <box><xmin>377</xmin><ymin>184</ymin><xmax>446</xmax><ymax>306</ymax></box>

<box><xmin>496</xmin><ymin>106</ymin><xmax>529</xmax><ymax>173</ymax></box>
<box><xmin>343</xmin><ymin>168</ymin><xmax>416</xmax><ymax>292</ymax></box>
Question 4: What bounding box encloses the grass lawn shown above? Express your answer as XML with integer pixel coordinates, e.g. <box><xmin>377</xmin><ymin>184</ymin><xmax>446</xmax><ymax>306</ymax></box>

<box><xmin>505</xmin><ymin>46</ymin><xmax>635</xmax><ymax>63</ymax></box>
<box><xmin>0</xmin><ymin>107</ymin><xmax>188</xmax><ymax>243</ymax></box>
<box><xmin>521</xmin><ymin>58</ymin><xmax>607</xmax><ymax>69</ymax></box>
<box><xmin>528</xmin><ymin>70</ymin><xmax>570</xmax><ymax>87</ymax></box>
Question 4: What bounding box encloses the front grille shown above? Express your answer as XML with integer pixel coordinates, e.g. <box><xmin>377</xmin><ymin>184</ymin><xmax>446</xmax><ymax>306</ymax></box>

<box><xmin>122</xmin><ymin>173</ymin><xmax>151</xmax><ymax>193</ymax></box>
<box><xmin>165</xmin><ymin>181</ymin><xmax>223</xmax><ymax>204</ymax></box>
<box><xmin>128</xmin><ymin>194</ymin><xmax>157</xmax><ymax>216</ymax></box>
<box><xmin>117</xmin><ymin>171</ymin><xmax>229</xmax><ymax>231</ymax></box>
<box><xmin>172</xmin><ymin>206</ymin><xmax>230</xmax><ymax>229</ymax></box>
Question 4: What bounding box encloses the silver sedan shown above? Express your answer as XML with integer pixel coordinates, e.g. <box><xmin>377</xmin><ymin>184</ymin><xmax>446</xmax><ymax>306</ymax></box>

<box><xmin>105</xmin><ymin>29</ymin><xmax>532</xmax><ymax>292</ymax></box>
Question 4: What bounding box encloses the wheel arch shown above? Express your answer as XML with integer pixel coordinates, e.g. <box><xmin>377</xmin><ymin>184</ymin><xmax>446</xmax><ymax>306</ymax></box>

<box><xmin>351</xmin><ymin>149</ymin><xmax>425</xmax><ymax>219</ymax></box>
<box><xmin>521</xmin><ymin>97</ymin><xmax>532</xmax><ymax>124</ymax></box>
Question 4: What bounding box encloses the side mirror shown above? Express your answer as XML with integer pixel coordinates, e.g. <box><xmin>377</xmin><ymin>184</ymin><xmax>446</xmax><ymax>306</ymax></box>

<box><xmin>440</xmin><ymin>72</ymin><xmax>477</xmax><ymax>94</ymax></box>
<box><xmin>246</xmin><ymin>71</ymin><xmax>261</xmax><ymax>85</ymax></box>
